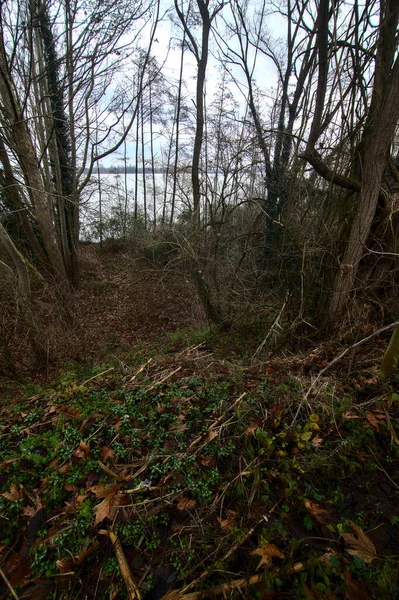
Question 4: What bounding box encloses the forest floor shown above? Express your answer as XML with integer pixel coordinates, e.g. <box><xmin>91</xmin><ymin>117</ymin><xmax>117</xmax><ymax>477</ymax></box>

<box><xmin>0</xmin><ymin>246</ymin><xmax>399</xmax><ymax>600</ymax></box>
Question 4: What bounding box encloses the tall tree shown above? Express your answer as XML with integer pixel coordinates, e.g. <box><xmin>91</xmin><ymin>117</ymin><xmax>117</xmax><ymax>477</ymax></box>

<box><xmin>0</xmin><ymin>0</ymin><xmax>159</xmax><ymax>287</ymax></box>
<box><xmin>174</xmin><ymin>0</ymin><xmax>226</xmax><ymax>233</ymax></box>
<box><xmin>301</xmin><ymin>0</ymin><xmax>399</xmax><ymax>321</ymax></box>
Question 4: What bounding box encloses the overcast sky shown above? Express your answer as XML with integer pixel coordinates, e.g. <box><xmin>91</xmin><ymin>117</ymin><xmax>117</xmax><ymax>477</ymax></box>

<box><xmin>103</xmin><ymin>0</ymin><xmax>284</xmax><ymax>168</ymax></box>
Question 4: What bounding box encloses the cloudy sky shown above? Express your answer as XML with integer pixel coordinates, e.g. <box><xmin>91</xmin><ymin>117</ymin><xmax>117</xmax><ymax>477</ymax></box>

<box><xmin>102</xmin><ymin>0</ymin><xmax>283</xmax><ymax>168</ymax></box>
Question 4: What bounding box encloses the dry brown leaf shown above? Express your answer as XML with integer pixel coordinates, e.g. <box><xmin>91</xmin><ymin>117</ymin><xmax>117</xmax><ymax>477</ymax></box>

<box><xmin>217</xmin><ymin>509</ymin><xmax>238</xmax><ymax>531</ymax></box>
<box><xmin>22</xmin><ymin>506</ymin><xmax>36</xmax><ymax>518</ymax></box>
<box><xmin>100</xmin><ymin>446</ymin><xmax>115</xmax><ymax>461</ymax></box>
<box><xmin>60</xmin><ymin>406</ymin><xmax>82</xmax><ymax>418</ymax></box>
<box><xmin>341</xmin><ymin>522</ymin><xmax>377</xmax><ymax>564</ymax></box>
<box><xmin>0</xmin><ymin>458</ymin><xmax>18</xmax><ymax>470</ymax></box>
<box><xmin>57</xmin><ymin>541</ymin><xmax>98</xmax><ymax>573</ymax></box>
<box><xmin>245</xmin><ymin>423</ymin><xmax>259</xmax><ymax>436</ymax></box>
<box><xmin>1</xmin><ymin>482</ymin><xmax>23</xmax><ymax>501</ymax></box>
<box><xmin>91</xmin><ymin>484</ymin><xmax>125</xmax><ymax>525</ymax></box>
<box><xmin>320</xmin><ymin>551</ymin><xmax>339</xmax><ymax>566</ymax></box>
<box><xmin>250</xmin><ymin>543</ymin><xmax>284</xmax><ymax>569</ymax></box>
<box><xmin>23</xmin><ymin>495</ymin><xmax>42</xmax><ymax>518</ymax></box>
<box><xmin>169</xmin><ymin>422</ymin><xmax>187</xmax><ymax>433</ymax></box>
<box><xmin>64</xmin><ymin>484</ymin><xmax>78</xmax><ymax>492</ymax></box>
<box><xmin>198</xmin><ymin>455</ymin><xmax>217</xmax><ymax>467</ymax></box>
<box><xmin>58</xmin><ymin>461</ymin><xmax>72</xmax><ymax>473</ymax></box>
<box><xmin>205</xmin><ymin>430</ymin><xmax>218</xmax><ymax>442</ymax></box>
<box><xmin>73</xmin><ymin>440</ymin><xmax>92</xmax><ymax>460</ymax></box>
<box><xmin>365</xmin><ymin>411</ymin><xmax>384</xmax><ymax>430</ymax></box>
<box><xmin>341</xmin><ymin>410</ymin><xmax>362</xmax><ymax>420</ymax></box>
<box><xmin>344</xmin><ymin>571</ymin><xmax>371</xmax><ymax>599</ymax></box>
<box><xmin>311</xmin><ymin>435</ymin><xmax>323</xmax><ymax>448</ymax></box>
<box><xmin>304</xmin><ymin>500</ymin><xmax>329</xmax><ymax>525</ymax></box>
<box><xmin>176</xmin><ymin>495</ymin><xmax>197</xmax><ymax>511</ymax></box>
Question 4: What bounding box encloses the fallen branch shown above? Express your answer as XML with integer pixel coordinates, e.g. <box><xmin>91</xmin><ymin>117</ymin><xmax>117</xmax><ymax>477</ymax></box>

<box><xmin>80</xmin><ymin>367</ymin><xmax>114</xmax><ymax>387</ymax></box>
<box><xmin>291</xmin><ymin>320</ymin><xmax>399</xmax><ymax>426</ymax></box>
<box><xmin>97</xmin><ymin>460</ymin><xmax>124</xmax><ymax>481</ymax></box>
<box><xmin>164</xmin><ymin>562</ymin><xmax>305</xmax><ymax>600</ymax></box>
<box><xmin>146</xmin><ymin>367</ymin><xmax>182</xmax><ymax>391</ymax></box>
<box><xmin>129</xmin><ymin>358</ymin><xmax>153</xmax><ymax>383</ymax></box>
<box><xmin>0</xmin><ymin>566</ymin><xmax>19</xmax><ymax>600</ymax></box>
<box><xmin>100</xmin><ymin>530</ymin><xmax>141</xmax><ymax>600</ymax></box>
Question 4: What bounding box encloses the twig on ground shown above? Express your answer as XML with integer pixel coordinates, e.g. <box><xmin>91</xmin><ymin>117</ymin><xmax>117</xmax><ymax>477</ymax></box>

<box><xmin>97</xmin><ymin>460</ymin><xmax>124</xmax><ymax>481</ymax></box>
<box><xmin>80</xmin><ymin>367</ymin><xmax>114</xmax><ymax>387</ymax></box>
<box><xmin>0</xmin><ymin>566</ymin><xmax>19</xmax><ymax>600</ymax></box>
<box><xmin>251</xmin><ymin>292</ymin><xmax>289</xmax><ymax>362</ymax></box>
<box><xmin>164</xmin><ymin>562</ymin><xmax>306</xmax><ymax>600</ymax></box>
<box><xmin>100</xmin><ymin>530</ymin><xmax>141</xmax><ymax>600</ymax></box>
<box><xmin>187</xmin><ymin>393</ymin><xmax>246</xmax><ymax>453</ymax></box>
<box><xmin>129</xmin><ymin>358</ymin><xmax>153</xmax><ymax>383</ymax></box>
<box><xmin>164</xmin><ymin>514</ymin><xmax>271</xmax><ymax>599</ymax></box>
<box><xmin>291</xmin><ymin>320</ymin><xmax>399</xmax><ymax>426</ymax></box>
<box><xmin>383</xmin><ymin>407</ymin><xmax>399</xmax><ymax>447</ymax></box>
<box><xmin>146</xmin><ymin>367</ymin><xmax>182</xmax><ymax>391</ymax></box>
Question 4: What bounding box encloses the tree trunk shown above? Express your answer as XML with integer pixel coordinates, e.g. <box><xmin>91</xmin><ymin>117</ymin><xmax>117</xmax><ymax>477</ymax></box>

<box><xmin>329</xmin><ymin>0</ymin><xmax>399</xmax><ymax>320</ymax></box>
<box><xmin>0</xmin><ymin>35</ymin><xmax>68</xmax><ymax>284</ymax></box>
<box><xmin>0</xmin><ymin>223</ymin><xmax>47</xmax><ymax>366</ymax></box>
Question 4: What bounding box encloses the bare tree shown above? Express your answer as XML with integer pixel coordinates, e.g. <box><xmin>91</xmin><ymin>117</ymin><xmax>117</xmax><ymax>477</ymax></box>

<box><xmin>0</xmin><ymin>0</ymin><xmax>159</xmax><ymax>288</ymax></box>
<box><xmin>174</xmin><ymin>0</ymin><xmax>226</xmax><ymax>234</ymax></box>
<box><xmin>297</xmin><ymin>0</ymin><xmax>399</xmax><ymax>321</ymax></box>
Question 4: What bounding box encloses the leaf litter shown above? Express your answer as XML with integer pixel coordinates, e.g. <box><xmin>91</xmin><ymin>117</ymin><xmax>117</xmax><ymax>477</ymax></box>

<box><xmin>0</xmin><ymin>339</ymin><xmax>399</xmax><ymax>599</ymax></box>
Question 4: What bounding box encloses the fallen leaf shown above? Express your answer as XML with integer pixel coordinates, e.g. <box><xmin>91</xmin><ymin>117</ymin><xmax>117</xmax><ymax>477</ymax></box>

<box><xmin>304</xmin><ymin>500</ymin><xmax>329</xmax><ymax>525</ymax></box>
<box><xmin>245</xmin><ymin>423</ymin><xmax>259</xmax><ymax>436</ymax></box>
<box><xmin>205</xmin><ymin>430</ymin><xmax>218</xmax><ymax>442</ymax></box>
<box><xmin>344</xmin><ymin>571</ymin><xmax>371</xmax><ymax>599</ymax></box>
<box><xmin>100</xmin><ymin>446</ymin><xmax>115</xmax><ymax>461</ymax></box>
<box><xmin>198</xmin><ymin>455</ymin><xmax>217</xmax><ymax>467</ymax></box>
<box><xmin>0</xmin><ymin>458</ymin><xmax>18</xmax><ymax>470</ymax></box>
<box><xmin>341</xmin><ymin>410</ymin><xmax>362</xmax><ymax>420</ymax></box>
<box><xmin>26</xmin><ymin>508</ymin><xmax>47</xmax><ymax>548</ymax></box>
<box><xmin>57</xmin><ymin>541</ymin><xmax>98</xmax><ymax>573</ymax></box>
<box><xmin>73</xmin><ymin>440</ymin><xmax>92</xmax><ymax>460</ymax></box>
<box><xmin>91</xmin><ymin>484</ymin><xmax>126</xmax><ymax>525</ymax></box>
<box><xmin>251</xmin><ymin>543</ymin><xmax>284</xmax><ymax>569</ymax></box>
<box><xmin>217</xmin><ymin>509</ymin><xmax>238</xmax><ymax>531</ymax></box>
<box><xmin>311</xmin><ymin>435</ymin><xmax>323</xmax><ymax>448</ymax></box>
<box><xmin>365</xmin><ymin>411</ymin><xmax>384</xmax><ymax>430</ymax></box>
<box><xmin>64</xmin><ymin>484</ymin><xmax>78</xmax><ymax>492</ymax></box>
<box><xmin>176</xmin><ymin>496</ymin><xmax>197</xmax><ymax>511</ymax></box>
<box><xmin>59</xmin><ymin>405</ymin><xmax>82</xmax><ymax>418</ymax></box>
<box><xmin>341</xmin><ymin>522</ymin><xmax>377</xmax><ymax>564</ymax></box>
<box><xmin>1</xmin><ymin>482</ymin><xmax>23</xmax><ymax>501</ymax></box>
<box><xmin>59</xmin><ymin>461</ymin><xmax>72</xmax><ymax>473</ymax></box>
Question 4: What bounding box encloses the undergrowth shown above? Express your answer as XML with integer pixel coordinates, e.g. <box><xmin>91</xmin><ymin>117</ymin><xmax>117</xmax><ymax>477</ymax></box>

<box><xmin>0</xmin><ymin>339</ymin><xmax>398</xmax><ymax>600</ymax></box>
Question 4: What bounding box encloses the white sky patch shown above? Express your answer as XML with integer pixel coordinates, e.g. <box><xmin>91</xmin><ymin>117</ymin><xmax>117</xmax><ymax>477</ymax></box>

<box><xmin>101</xmin><ymin>0</ymin><xmax>282</xmax><ymax>168</ymax></box>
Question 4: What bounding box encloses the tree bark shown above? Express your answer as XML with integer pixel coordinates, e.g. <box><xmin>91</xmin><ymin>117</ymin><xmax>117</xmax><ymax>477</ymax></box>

<box><xmin>329</xmin><ymin>0</ymin><xmax>399</xmax><ymax>320</ymax></box>
<box><xmin>0</xmin><ymin>223</ymin><xmax>47</xmax><ymax>366</ymax></box>
<box><xmin>0</xmin><ymin>34</ymin><xmax>68</xmax><ymax>284</ymax></box>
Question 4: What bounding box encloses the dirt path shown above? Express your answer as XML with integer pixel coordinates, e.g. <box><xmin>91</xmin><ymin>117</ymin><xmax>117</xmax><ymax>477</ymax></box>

<box><xmin>71</xmin><ymin>245</ymin><xmax>205</xmax><ymax>361</ymax></box>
